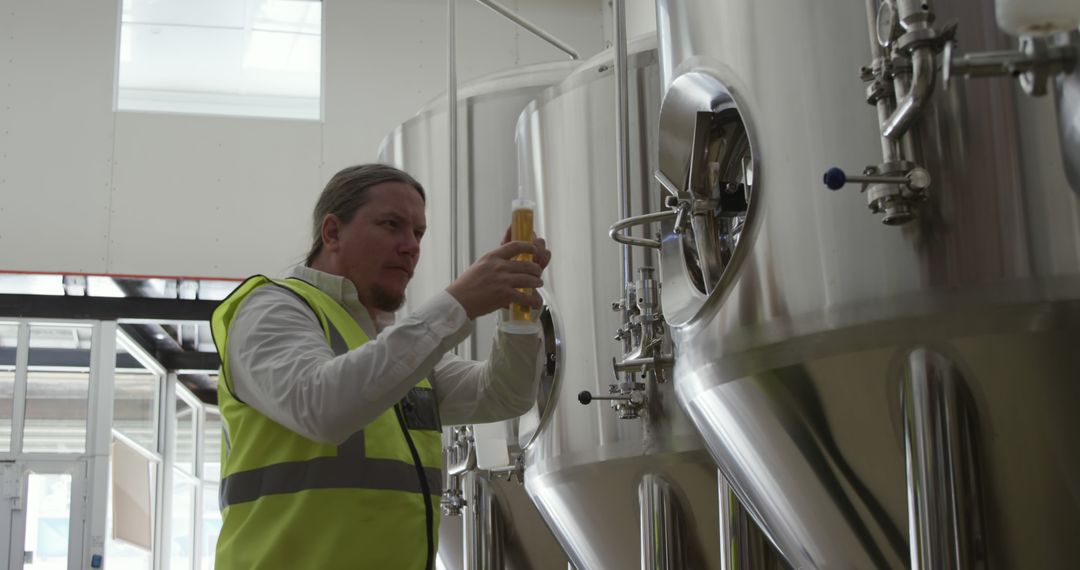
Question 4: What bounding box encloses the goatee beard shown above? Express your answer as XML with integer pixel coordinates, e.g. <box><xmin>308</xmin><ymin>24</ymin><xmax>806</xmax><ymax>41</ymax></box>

<box><xmin>371</xmin><ymin>285</ymin><xmax>406</xmax><ymax>312</ymax></box>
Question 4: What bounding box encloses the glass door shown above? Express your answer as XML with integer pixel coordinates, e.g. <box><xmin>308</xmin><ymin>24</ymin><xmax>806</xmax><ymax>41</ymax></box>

<box><xmin>2</xmin><ymin>460</ymin><xmax>86</xmax><ymax>570</ymax></box>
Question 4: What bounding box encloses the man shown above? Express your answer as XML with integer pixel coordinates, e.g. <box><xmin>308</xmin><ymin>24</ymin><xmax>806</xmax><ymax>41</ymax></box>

<box><xmin>210</xmin><ymin>164</ymin><xmax>549</xmax><ymax>569</ymax></box>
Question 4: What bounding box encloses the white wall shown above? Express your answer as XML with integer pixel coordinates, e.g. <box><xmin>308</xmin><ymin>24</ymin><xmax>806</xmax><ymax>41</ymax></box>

<box><xmin>0</xmin><ymin>0</ymin><xmax>603</xmax><ymax>279</ymax></box>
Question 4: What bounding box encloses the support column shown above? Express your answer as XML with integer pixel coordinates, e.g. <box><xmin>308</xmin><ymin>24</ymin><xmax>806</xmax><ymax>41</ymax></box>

<box><xmin>902</xmin><ymin>347</ymin><xmax>987</xmax><ymax>570</ymax></box>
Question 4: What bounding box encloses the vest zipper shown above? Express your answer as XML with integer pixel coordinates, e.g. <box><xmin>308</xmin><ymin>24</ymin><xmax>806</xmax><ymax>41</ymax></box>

<box><xmin>394</xmin><ymin>404</ymin><xmax>435</xmax><ymax>570</ymax></box>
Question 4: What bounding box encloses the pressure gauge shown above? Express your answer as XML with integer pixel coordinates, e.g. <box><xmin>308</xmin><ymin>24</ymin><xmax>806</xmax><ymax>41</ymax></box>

<box><xmin>877</xmin><ymin>1</ymin><xmax>900</xmax><ymax>48</ymax></box>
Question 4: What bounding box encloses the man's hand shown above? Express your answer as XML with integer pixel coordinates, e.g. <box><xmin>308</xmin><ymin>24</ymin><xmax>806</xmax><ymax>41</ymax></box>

<box><xmin>501</xmin><ymin>226</ymin><xmax>551</xmax><ymax>270</ymax></box>
<box><xmin>446</xmin><ymin>241</ymin><xmax>544</xmax><ymax>319</ymax></box>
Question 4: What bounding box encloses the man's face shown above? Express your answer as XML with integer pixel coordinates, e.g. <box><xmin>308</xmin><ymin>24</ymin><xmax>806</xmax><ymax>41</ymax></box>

<box><xmin>329</xmin><ymin>181</ymin><xmax>426</xmax><ymax>312</ymax></box>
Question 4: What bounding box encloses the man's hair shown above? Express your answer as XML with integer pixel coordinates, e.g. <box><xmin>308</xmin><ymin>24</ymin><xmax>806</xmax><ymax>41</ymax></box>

<box><xmin>306</xmin><ymin>164</ymin><xmax>426</xmax><ymax>265</ymax></box>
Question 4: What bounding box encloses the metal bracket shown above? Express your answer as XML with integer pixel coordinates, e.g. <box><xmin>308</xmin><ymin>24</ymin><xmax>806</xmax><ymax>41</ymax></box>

<box><xmin>2</xmin><ymin>465</ymin><xmax>23</xmax><ymax>511</ymax></box>
<box><xmin>943</xmin><ymin>35</ymin><xmax>1078</xmax><ymax>97</ymax></box>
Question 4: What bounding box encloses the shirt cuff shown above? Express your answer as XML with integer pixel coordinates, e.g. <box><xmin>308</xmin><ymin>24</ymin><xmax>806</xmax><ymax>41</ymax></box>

<box><xmin>412</xmin><ymin>290</ymin><xmax>471</xmax><ymax>340</ymax></box>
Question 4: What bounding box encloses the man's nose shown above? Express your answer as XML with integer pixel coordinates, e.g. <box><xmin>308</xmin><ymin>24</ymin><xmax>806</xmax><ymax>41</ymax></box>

<box><xmin>400</xmin><ymin>232</ymin><xmax>421</xmax><ymax>255</ymax></box>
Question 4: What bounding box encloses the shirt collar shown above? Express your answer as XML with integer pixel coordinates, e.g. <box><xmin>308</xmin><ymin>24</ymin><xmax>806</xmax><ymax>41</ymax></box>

<box><xmin>286</xmin><ymin>265</ymin><xmax>396</xmax><ymax>334</ymax></box>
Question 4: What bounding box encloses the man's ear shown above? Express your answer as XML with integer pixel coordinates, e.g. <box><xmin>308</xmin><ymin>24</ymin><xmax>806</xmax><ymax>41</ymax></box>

<box><xmin>320</xmin><ymin>214</ymin><xmax>342</xmax><ymax>253</ymax></box>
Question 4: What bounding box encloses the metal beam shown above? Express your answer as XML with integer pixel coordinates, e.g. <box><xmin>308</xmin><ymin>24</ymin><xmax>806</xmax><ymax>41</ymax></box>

<box><xmin>0</xmin><ymin>346</ymin><xmax>218</xmax><ymax>373</ymax></box>
<box><xmin>0</xmin><ymin>347</ymin><xmax>142</xmax><ymax>368</ymax></box>
<box><xmin>157</xmin><ymin>350</ymin><xmax>219</xmax><ymax>372</ymax></box>
<box><xmin>0</xmin><ymin>294</ymin><xmax>216</xmax><ymax>321</ymax></box>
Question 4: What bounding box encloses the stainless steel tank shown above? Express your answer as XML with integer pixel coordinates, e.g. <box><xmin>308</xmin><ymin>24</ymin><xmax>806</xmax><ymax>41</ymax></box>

<box><xmin>653</xmin><ymin>0</ymin><xmax>1080</xmax><ymax>567</ymax></box>
<box><xmin>378</xmin><ymin>61</ymin><xmax>575</xmax><ymax>570</ymax></box>
<box><xmin>516</xmin><ymin>35</ymin><xmax>723</xmax><ymax>570</ymax></box>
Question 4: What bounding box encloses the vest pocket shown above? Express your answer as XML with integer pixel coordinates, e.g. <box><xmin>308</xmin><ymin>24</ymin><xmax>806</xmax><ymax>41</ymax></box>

<box><xmin>399</xmin><ymin>387</ymin><xmax>441</xmax><ymax>432</ymax></box>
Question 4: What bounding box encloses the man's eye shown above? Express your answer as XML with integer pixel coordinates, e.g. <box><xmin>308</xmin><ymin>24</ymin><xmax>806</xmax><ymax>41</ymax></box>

<box><xmin>415</xmin><ymin>232</ymin><xmax>425</xmax><ymax>241</ymax></box>
<box><xmin>382</xmin><ymin>220</ymin><xmax>399</xmax><ymax>229</ymax></box>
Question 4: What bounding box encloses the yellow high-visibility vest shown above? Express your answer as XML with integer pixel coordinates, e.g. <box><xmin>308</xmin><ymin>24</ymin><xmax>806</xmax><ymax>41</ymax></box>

<box><xmin>211</xmin><ymin>276</ymin><xmax>442</xmax><ymax>570</ymax></box>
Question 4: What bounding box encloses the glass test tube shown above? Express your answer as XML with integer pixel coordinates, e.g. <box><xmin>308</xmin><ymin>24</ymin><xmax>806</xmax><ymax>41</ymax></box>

<box><xmin>507</xmin><ymin>198</ymin><xmax>536</xmax><ymax>329</ymax></box>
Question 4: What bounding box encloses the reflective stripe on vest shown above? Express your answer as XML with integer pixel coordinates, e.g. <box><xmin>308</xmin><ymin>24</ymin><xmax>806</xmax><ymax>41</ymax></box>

<box><xmin>220</xmin><ymin>429</ymin><xmax>443</xmax><ymax>507</ymax></box>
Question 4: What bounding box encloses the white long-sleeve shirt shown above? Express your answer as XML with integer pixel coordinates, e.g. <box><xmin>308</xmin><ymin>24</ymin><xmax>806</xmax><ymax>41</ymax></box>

<box><xmin>225</xmin><ymin>265</ymin><xmax>542</xmax><ymax>445</ymax></box>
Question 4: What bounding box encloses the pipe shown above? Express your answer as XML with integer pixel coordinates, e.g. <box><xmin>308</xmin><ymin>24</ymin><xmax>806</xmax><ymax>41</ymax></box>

<box><xmin>719</xmin><ymin>474</ymin><xmax>789</xmax><ymax>569</ymax></box>
<box><xmin>465</xmin><ymin>473</ymin><xmax>505</xmax><ymax>570</ymax></box>
<box><xmin>446</xmin><ymin>427</ymin><xmax>478</xmax><ymax>476</ymax></box>
<box><xmin>613</xmin><ymin>0</ymin><xmax>634</xmax><ymax>364</ymax></box>
<box><xmin>884</xmin><ymin>47</ymin><xmax>935</xmax><ymax>140</ymax></box>
<box><xmin>613</xmin><ymin>355</ymin><xmax>675</xmax><ymax>373</ymax></box>
<box><xmin>896</xmin><ymin>0</ymin><xmax>930</xmax><ymax>20</ymax></box>
<box><xmin>448</xmin><ymin>0</ymin><xmax>460</xmax><ymax>280</ymax></box>
<box><xmin>449</xmin><ymin>0</ymin><xmax>460</xmax><ymax>281</ymax></box>
<box><xmin>864</xmin><ymin>0</ymin><xmax>883</xmax><ymax>61</ymax></box>
<box><xmin>639</xmin><ymin>473</ymin><xmax>684</xmax><ymax>569</ymax></box>
<box><xmin>473</xmin><ymin>0</ymin><xmax>580</xmax><ymax>60</ymax></box>
<box><xmin>883</xmin><ymin>0</ymin><xmax>936</xmax><ymax>141</ymax></box>
<box><xmin>609</xmin><ymin>210</ymin><xmax>678</xmax><ymax>248</ymax></box>
<box><xmin>718</xmin><ymin>475</ymin><xmax>743</xmax><ymax>570</ymax></box>
<box><xmin>901</xmin><ymin>348</ymin><xmax>987</xmax><ymax>570</ymax></box>
<box><xmin>864</xmin><ymin>0</ymin><xmax>902</xmax><ymax>162</ymax></box>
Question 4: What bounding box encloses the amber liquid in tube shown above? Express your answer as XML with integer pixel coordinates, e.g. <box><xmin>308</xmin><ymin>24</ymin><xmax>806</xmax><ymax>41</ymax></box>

<box><xmin>510</xmin><ymin>202</ymin><xmax>535</xmax><ymax>324</ymax></box>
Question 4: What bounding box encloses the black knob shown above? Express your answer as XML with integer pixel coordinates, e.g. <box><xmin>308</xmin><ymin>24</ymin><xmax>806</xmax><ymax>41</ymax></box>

<box><xmin>823</xmin><ymin>167</ymin><xmax>847</xmax><ymax>190</ymax></box>
<box><xmin>577</xmin><ymin>391</ymin><xmax>593</xmax><ymax>405</ymax></box>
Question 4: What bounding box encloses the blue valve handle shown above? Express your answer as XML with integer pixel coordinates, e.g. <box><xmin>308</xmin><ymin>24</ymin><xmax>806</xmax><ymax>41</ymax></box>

<box><xmin>824</xmin><ymin>167</ymin><xmax>916</xmax><ymax>190</ymax></box>
<box><xmin>823</xmin><ymin>167</ymin><xmax>847</xmax><ymax>190</ymax></box>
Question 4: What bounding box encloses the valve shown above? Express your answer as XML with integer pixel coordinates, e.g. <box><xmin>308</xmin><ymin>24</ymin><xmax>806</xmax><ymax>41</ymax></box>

<box><xmin>823</xmin><ymin>166</ymin><xmax>931</xmax><ymax>192</ymax></box>
<box><xmin>578</xmin><ymin>382</ymin><xmax>647</xmax><ymax>420</ymax></box>
<box><xmin>578</xmin><ymin>390</ymin><xmax>640</xmax><ymax>405</ymax></box>
<box><xmin>824</xmin><ymin>165</ymin><xmax>931</xmax><ymax>225</ymax></box>
<box><xmin>440</xmin><ymin>487</ymin><xmax>466</xmax><ymax>516</ymax></box>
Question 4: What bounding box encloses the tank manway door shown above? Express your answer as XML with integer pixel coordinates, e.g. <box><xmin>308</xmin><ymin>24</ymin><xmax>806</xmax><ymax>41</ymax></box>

<box><xmin>664</xmin><ymin>108</ymin><xmax>753</xmax><ymax>297</ymax></box>
<box><xmin>648</xmin><ymin>71</ymin><xmax>758</xmax><ymax>327</ymax></box>
<box><xmin>441</xmin><ymin>302</ymin><xmax>562</xmax><ymax>514</ymax></box>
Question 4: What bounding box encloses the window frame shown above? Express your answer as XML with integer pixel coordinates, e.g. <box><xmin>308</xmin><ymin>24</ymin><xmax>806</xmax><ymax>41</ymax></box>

<box><xmin>114</xmin><ymin>0</ymin><xmax>326</xmax><ymax>121</ymax></box>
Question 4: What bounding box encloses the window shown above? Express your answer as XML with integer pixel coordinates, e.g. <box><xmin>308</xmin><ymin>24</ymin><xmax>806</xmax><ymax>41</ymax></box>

<box><xmin>108</xmin><ymin>329</ymin><xmax>164</xmax><ymax>569</ymax></box>
<box><xmin>202</xmin><ymin>409</ymin><xmax>221</xmax><ymax>484</ymax></box>
<box><xmin>110</xmin><ymin>440</ymin><xmax>156</xmax><ymax>553</ymax></box>
<box><xmin>171</xmin><ymin>477</ymin><xmax>197</xmax><ymax>570</ymax></box>
<box><xmin>174</xmin><ymin>397</ymin><xmax>197</xmax><ymax>476</ymax></box>
<box><xmin>200</xmin><ymin>407</ymin><xmax>222</xmax><ymax>569</ymax></box>
<box><xmin>200</xmin><ymin>485</ymin><xmax>221</xmax><ymax>570</ymax></box>
<box><xmin>170</xmin><ymin>386</ymin><xmax>205</xmax><ymax>570</ymax></box>
<box><xmin>114</xmin><ymin>342</ymin><xmax>162</xmax><ymax>451</ymax></box>
<box><xmin>117</xmin><ymin>0</ymin><xmax>323</xmax><ymax>120</ymax></box>
<box><xmin>106</xmin><ymin>466</ymin><xmax>156</xmax><ymax>570</ymax></box>
<box><xmin>24</xmin><ymin>324</ymin><xmax>94</xmax><ymax>454</ymax></box>
<box><xmin>0</xmin><ymin>322</ymin><xmax>16</xmax><ymax>453</ymax></box>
